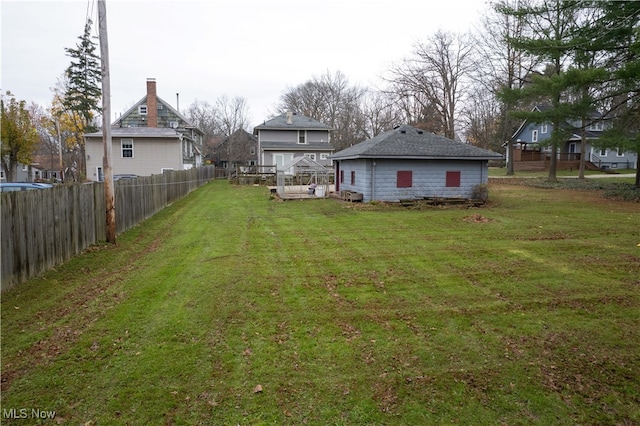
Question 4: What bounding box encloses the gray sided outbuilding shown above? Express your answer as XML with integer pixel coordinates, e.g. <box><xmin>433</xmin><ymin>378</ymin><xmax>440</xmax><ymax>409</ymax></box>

<box><xmin>331</xmin><ymin>125</ymin><xmax>502</xmax><ymax>202</ymax></box>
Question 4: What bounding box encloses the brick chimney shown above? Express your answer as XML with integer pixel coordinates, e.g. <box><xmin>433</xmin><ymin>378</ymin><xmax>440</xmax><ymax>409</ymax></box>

<box><xmin>146</xmin><ymin>78</ymin><xmax>158</xmax><ymax>127</ymax></box>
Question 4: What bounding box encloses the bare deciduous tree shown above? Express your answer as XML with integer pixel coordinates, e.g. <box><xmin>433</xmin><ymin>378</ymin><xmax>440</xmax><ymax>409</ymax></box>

<box><xmin>358</xmin><ymin>89</ymin><xmax>401</xmax><ymax>139</ymax></box>
<box><xmin>469</xmin><ymin>0</ymin><xmax>538</xmax><ymax>173</ymax></box>
<box><xmin>389</xmin><ymin>30</ymin><xmax>473</xmax><ymax>140</ymax></box>
<box><xmin>216</xmin><ymin>95</ymin><xmax>250</xmax><ymax>137</ymax></box>
<box><xmin>277</xmin><ymin>70</ymin><xmax>367</xmax><ymax>150</ymax></box>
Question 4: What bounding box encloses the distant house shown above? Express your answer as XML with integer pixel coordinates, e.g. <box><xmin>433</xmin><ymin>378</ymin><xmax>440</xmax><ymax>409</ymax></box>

<box><xmin>215</xmin><ymin>129</ymin><xmax>258</xmax><ymax>171</ymax></box>
<box><xmin>0</xmin><ymin>155</ymin><xmax>62</xmax><ymax>182</ymax></box>
<box><xmin>30</xmin><ymin>154</ymin><xmax>64</xmax><ymax>182</ymax></box>
<box><xmin>330</xmin><ymin>125</ymin><xmax>502</xmax><ymax>202</ymax></box>
<box><xmin>509</xmin><ymin>105</ymin><xmax>638</xmax><ymax>171</ymax></box>
<box><xmin>253</xmin><ymin>112</ymin><xmax>334</xmax><ymax>171</ymax></box>
<box><xmin>84</xmin><ymin>78</ymin><xmax>204</xmax><ymax>181</ymax></box>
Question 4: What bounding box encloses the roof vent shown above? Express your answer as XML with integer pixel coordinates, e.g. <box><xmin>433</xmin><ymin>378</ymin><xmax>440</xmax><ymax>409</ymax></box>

<box><xmin>400</xmin><ymin>130</ymin><xmax>406</xmax><ymax>134</ymax></box>
<box><xmin>417</xmin><ymin>130</ymin><xmax>424</xmax><ymax>134</ymax></box>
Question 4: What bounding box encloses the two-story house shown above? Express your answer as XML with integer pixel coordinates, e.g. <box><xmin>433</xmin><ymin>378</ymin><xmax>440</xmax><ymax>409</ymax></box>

<box><xmin>253</xmin><ymin>112</ymin><xmax>334</xmax><ymax>172</ymax></box>
<box><xmin>84</xmin><ymin>78</ymin><xmax>204</xmax><ymax>181</ymax></box>
<box><xmin>509</xmin><ymin>105</ymin><xmax>637</xmax><ymax>171</ymax></box>
<box><xmin>215</xmin><ymin>129</ymin><xmax>258</xmax><ymax>171</ymax></box>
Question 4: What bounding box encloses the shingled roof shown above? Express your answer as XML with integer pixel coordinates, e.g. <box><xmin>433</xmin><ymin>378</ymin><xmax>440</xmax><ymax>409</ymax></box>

<box><xmin>254</xmin><ymin>112</ymin><xmax>332</xmax><ymax>131</ymax></box>
<box><xmin>85</xmin><ymin>127</ymin><xmax>182</xmax><ymax>139</ymax></box>
<box><xmin>331</xmin><ymin>125</ymin><xmax>502</xmax><ymax>160</ymax></box>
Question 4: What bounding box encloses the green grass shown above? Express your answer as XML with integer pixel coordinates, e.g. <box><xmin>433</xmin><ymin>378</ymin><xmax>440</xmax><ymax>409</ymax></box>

<box><xmin>2</xmin><ymin>181</ymin><xmax>639</xmax><ymax>424</ymax></box>
<box><xmin>488</xmin><ymin>167</ymin><xmax>637</xmax><ymax>178</ymax></box>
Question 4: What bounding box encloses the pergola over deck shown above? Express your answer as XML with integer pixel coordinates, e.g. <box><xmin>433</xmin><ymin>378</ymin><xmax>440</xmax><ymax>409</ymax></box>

<box><xmin>276</xmin><ymin>156</ymin><xmax>332</xmax><ymax>199</ymax></box>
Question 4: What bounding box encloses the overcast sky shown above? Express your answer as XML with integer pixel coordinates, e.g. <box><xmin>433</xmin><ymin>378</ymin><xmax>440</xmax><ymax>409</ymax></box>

<box><xmin>2</xmin><ymin>0</ymin><xmax>487</xmax><ymax>129</ymax></box>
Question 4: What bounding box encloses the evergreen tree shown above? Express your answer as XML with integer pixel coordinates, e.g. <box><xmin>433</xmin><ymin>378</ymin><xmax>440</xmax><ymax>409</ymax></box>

<box><xmin>498</xmin><ymin>0</ymin><xmax>582</xmax><ymax>181</ymax></box>
<box><xmin>62</xmin><ymin>19</ymin><xmax>102</xmax><ymax>179</ymax></box>
<box><xmin>500</xmin><ymin>1</ymin><xmax>640</xmax><ymax>183</ymax></box>
<box><xmin>587</xmin><ymin>1</ymin><xmax>640</xmax><ymax>186</ymax></box>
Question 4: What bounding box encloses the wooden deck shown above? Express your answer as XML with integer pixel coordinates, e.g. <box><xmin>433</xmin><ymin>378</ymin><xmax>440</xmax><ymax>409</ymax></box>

<box><xmin>269</xmin><ymin>185</ymin><xmax>336</xmax><ymax>200</ymax></box>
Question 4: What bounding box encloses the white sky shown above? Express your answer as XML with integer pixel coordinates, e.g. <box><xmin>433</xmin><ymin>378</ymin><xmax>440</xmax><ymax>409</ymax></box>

<box><xmin>1</xmin><ymin>0</ymin><xmax>487</xmax><ymax>129</ymax></box>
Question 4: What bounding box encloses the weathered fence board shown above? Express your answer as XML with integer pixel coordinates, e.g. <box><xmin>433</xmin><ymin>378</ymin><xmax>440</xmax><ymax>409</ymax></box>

<box><xmin>1</xmin><ymin>166</ymin><xmax>215</xmax><ymax>291</ymax></box>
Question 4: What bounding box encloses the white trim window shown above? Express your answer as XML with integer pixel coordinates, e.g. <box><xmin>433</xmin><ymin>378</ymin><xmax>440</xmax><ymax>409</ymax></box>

<box><xmin>531</xmin><ymin>129</ymin><xmax>538</xmax><ymax>143</ymax></box>
<box><xmin>616</xmin><ymin>147</ymin><xmax>624</xmax><ymax>157</ymax></box>
<box><xmin>138</xmin><ymin>105</ymin><xmax>148</xmax><ymax>115</ymax></box>
<box><xmin>121</xmin><ymin>139</ymin><xmax>134</xmax><ymax>158</ymax></box>
<box><xmin>304</xmin><ymin>153</ymin><xmax>316</xmax><ymax>161</ymax></box>
<box><xmin>298</xmin><ymin>130</ymin><xmax>306</xmax><ymax>144</ymax></box>
<box><xmin>320</xmin><ymin>153</ymin><xmax>330</xmax><ymax>160</ymax></box>
<box><xmin>599</xmin><ymin>148</ymin><xmax>607</xmax><ymax>156</ymax></box>
<box><xmin>541</xmin><ymin>124</ymin><xmax>548</xmax><ymax>134</ymax></box>
<box><xmin>589</xmin><ymin>121</ymin><xmax>603</xmax><ymax>131</ymax></box>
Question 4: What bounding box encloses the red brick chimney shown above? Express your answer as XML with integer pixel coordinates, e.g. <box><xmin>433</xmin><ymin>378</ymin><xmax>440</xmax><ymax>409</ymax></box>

<box><xmin>146</xmin><ymin>78</ymin><xmax>158</xmax><ymax>127</ymax></box>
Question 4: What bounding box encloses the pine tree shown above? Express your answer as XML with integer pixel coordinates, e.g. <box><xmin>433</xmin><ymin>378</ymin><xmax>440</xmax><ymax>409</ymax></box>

<box><xmin>587</xmin><ymin>1</ymin><xmax>640</xmax><ymax>186</ymax></box>
<box><xmin>61</xmin><ymin>19</ymin><xmax>102</xmax><ymax>179</ymax></box>
<box><xmin>63</xmin><ymin>19</ymin><xmax>101</xmax><ymax>134</ymax></box>
<box><xmin>498</xmin><ymin>0</ymin><xmax>582</xmax><ymax>182</ymax></box>
<box><xmin>500</xmin><ymin>1</ymin><xmax>640</xmax><ymax>184</ymax></box>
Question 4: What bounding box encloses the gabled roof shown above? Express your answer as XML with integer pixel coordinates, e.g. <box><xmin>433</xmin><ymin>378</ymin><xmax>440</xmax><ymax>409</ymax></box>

<box><xmin>511</xmin><ymin>105</ymin><xmax>605</xmax><ymax>141</ymax></box>
<box><xmin>331</xmin><ymin>125</ymin><xmax>501</xmax><ymax>161</ymax></box>
<box><xmin>113</xmin><ymin>95</ymin><xmax>197</xmax><ymax>130</ymax></box>
<box><xmin>85</xmin><ymin>127</ymin><xmax>183</xmax><ymax>139</ymax></box>
<box><xmin>224</xmin><ymin>128</ymin><xmax>257</xmax><ymax>144</ymax></box>
<box><xmin>254</xmin><ymin>112</ymin><xmax>332</xmax><ymax>131</ymax></box>
<box><xmin>279</xmin><ymin>155</ymin><xmax>328</xmax><ymax>172</ymax></box>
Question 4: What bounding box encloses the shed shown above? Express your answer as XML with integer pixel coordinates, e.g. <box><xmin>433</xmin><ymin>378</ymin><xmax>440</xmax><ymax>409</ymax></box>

<box><xmin>330</xmin><ymin>125</ymin><xmax>502</xmax><ymax>202</ymax></box>
<box><xmin>276</xmin><ymin>156</ymin><xmax>331</xmax><ymax>198</ymax></box>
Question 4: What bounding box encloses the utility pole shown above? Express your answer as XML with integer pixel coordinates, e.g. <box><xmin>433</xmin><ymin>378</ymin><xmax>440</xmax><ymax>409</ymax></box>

<box><xmin>98</xmin><ymin>0</ymin><xmax>116</xmax><ymax>243</ymax></box>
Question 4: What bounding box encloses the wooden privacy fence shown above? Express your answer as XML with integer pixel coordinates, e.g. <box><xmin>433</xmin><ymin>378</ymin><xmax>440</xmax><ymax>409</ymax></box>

<box><xmin>1</xmin><ymin>166</ymin><xmax>215</xmax><ymax>291</ymax></box>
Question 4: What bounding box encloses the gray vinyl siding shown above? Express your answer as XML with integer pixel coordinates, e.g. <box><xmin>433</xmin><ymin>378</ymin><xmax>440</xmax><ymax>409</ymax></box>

<box><xmin>306</xmin><ymin>130</ymin><xmax>330</xmax><ymax>144</ymax></box>
<box><xmin>260</xmin><ymin>130</ymin><xmax>297</xmax><ymax>143</ymax></box>
<box><xmin>339</xmin><ymin>159</ymin><xmax>489</xmax><ymax>202</ymax></box>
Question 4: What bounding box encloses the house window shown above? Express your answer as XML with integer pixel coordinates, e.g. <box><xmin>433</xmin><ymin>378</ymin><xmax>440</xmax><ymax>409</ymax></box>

<box><xmin>541</xmin><ymin>124</ymin><xmax>548</xmax><ymax>134</ymax></box>
<box><xmin>589</xmin><ymin>121</ymin><xmax>603</xmax><ymax>131</ymax></box>
<box><xmin>304</xmin><ymin>153</ymin><xmax>316</xmax><ymax>161</ymax></box>
<box><xmin>22</xmin><ymin>164</ymin><xmax>28</xmax><ymax>171</ymax></box>
<box><xmin>121</xmin><ymin>139</ymin><xmax>134</xmax><ymax>158</ymax></box>
<box><xmin>616</xmin><ymin>147</ymin><xmax>624</xmax><ymax>157</ymax></box>
<box><xmin>320</xmin><ymin>153</ymin><xmax>329</xmax><ymax>160</ymax></box>
<box><xmin>138</xmin><ymin>105</ymin><xmax>148</xmax><ymax>115</ymax></box>
<box><xmin>350</xmin><ymin>171</ymin><xmax>356</xmax><ymax>185</ymax></box>
<box><xmin>599</xmin><ymin>148</ymin><xmax>607</xmax><ymax>156</ymax></box>
<box><xmin>250</xmin><ymin>147</ymin><xmax>256</xmax><ymax>155</ymax></box>
<box><xmin>446</xmin><ymin>171</ymin><xmax>461</xmax><ymax>187</ymax></box>
<box><xmin>340</xmin><ymin>170</ymin><xmax>344</xmax><ymax>184</ymax></box>
<box><xmin>0</xmin><ymin>169</ymin><xmax>4</xmax><ymax>180</ymax></box>
<box><xmin>397</xmin><ymin>171</ymin><xmax>413</xmax><ymax>188</ymax></box>
<box><xmin>96</xmin><ymin>166</ymin><xmax>103</xmax><ymax>182</ymax></box>
<box><xmin>298</xmin><ymin>131</ymin><xmax>306</xmax><ymax>144</ymax></box>
<box><xmin>532</xmin><ymin>129</ymin><xmax>538</xmax><ymax>143</ymax></box>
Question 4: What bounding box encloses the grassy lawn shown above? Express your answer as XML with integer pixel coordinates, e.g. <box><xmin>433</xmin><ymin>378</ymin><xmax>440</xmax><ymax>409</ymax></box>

<box><xmin>489</xmin><ymin>167</ymin><xmax>637</xmax><ymax>178</ymax></box>
<box><xmin>2</xmin><ymin>180</ymin><xmax>639</xmax><ymax>424</ymax></box>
